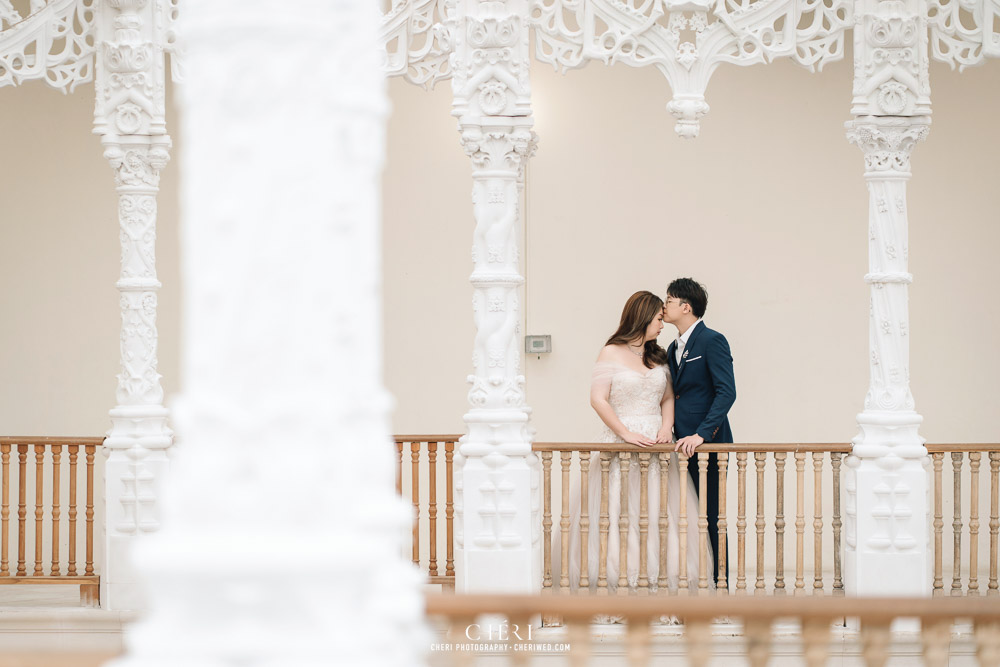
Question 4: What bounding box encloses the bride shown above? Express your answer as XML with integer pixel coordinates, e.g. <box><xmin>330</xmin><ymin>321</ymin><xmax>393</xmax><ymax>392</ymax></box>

<box><xmin>568</xmin><ymin>290</ymin><xmax>707</xmax><ymax>593</ymax></box>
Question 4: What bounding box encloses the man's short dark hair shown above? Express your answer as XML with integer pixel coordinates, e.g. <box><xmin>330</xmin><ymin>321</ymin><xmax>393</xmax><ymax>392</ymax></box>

<box><xmin>666</xmin><ymin>278</ymin><xmax>708</xmax><ymax>319</ymax></box>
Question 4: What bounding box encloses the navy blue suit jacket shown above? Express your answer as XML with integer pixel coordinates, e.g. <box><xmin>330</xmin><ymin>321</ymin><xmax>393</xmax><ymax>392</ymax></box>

<box><xmin>667</xmin><ymin>321</ymin><xmax>736</xmax><ymax>443</ymax></box>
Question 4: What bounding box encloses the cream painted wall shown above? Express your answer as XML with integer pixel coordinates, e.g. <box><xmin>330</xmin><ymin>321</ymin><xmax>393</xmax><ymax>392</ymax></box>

<box><xmin>0</xmin><ymin>81</ymin><xmax>181</xmax><ymax>437</ymax></box>
<box><xmin>0</xmin><ymin>54</ymin><xmax>997</xmax><ymax>447</ymax></box>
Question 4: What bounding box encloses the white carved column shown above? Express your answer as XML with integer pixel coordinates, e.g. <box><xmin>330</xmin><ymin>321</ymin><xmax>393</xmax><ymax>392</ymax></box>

<box><xmin>109</xmin><ymin>1</ymin><xmax>427</xmax><ymax>664</ymax></box>
<box><xmin>452</xmin><ymin>0</ymin><xmax>542</xmax><ymax>592</ymax></box>
<box><xmin>94</xmin><ymin>0</ymin><xmax>172</xmax><ymax>611</ymax></box>
<box><xmin>844</xmin><ymin>0</ymin><xmax>931</xmax><ymax>597</ymax></box>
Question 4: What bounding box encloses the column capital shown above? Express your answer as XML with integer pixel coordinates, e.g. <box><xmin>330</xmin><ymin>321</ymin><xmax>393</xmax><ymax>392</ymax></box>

<box><xmin>459</xmin><ymin>124</ymin><xmax>537</xmax><ymax>173</ymax></box>
<box><xmin>846</xmin><ymin>118</ymin><xmax>929</xmax><ymax>174</ymax></box>
<box><xmin>102</xmin><ymin>139</ymin><xmax>172</xmax><ymax>188</ymax></box>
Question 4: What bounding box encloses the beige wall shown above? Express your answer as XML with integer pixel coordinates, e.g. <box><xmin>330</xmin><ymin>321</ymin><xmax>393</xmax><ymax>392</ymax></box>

<box><xmin>1</xmin><ymin>57</ymin><xmax>998</xmax><ymax>445</ymax></box>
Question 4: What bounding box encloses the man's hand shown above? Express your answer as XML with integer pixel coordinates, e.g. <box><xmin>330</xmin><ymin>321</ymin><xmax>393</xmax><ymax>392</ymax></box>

<box><xmin>675</xmin><ymin>433</ymin><xmax>705</xmax><ymax>457</ymax></box>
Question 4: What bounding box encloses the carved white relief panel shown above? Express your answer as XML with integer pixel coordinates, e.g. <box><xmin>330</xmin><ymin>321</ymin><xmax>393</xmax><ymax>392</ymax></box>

<box><xmin>852</xmin><ymin>0</ymin><xmax>930</xmax><ymax>117</ymax></box>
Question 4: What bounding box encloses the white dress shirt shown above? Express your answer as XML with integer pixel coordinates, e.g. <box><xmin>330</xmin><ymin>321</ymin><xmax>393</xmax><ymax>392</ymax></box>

<box><xmin>675</xmin><ymin>320</ymin><xmax>701</xmax><ymax>365</ymax></box>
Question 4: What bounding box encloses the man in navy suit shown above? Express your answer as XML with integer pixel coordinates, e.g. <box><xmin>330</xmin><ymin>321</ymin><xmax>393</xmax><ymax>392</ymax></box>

<box><xmin>663</xmin><ymin>278</ymin><xmax>736</xmax><ymax>584</ymax></box>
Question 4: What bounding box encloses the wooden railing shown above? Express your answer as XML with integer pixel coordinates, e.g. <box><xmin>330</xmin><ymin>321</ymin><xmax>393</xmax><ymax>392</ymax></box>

<box><xmin>425</xmin><ymin>593</ymin><xmax>1000</xmax><ymax>666</ymax></box>
<box><xmin>0</xmin><ymin>437</ymin><xmax>101</xmax><ymax>606</ymax></box>
<box><xmin>929</xmin><ymin>444</ymin><xmax>1000</xmax><ymax>597</ymax></box>
<box><xmin>395</xmin><ymin>435</ymin><xmax>460</xmax><ymax>590</ymax></box>
<box><xmin>536</xmin><ymin>443</ymin><xmax>850</xmax><ymax>596</ymax></box>
<box><xmin>398</xmin><ymin>438</ymin><xmax>1000</xmax><ymax>597</ymax></box>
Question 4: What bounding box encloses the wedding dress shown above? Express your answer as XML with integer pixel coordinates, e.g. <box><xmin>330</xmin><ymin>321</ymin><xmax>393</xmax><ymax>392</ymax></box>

<box><xmin>566</xmin><ymin>362</ymin><xmax>709</xmax><ymax>594</ymax></box>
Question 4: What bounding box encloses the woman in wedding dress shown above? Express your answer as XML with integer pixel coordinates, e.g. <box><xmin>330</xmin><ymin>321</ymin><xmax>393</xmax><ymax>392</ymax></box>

<box><xmin>567</xmin><ymin>290</ymin><xmax>708</xmax><ymax>595</ymax></box>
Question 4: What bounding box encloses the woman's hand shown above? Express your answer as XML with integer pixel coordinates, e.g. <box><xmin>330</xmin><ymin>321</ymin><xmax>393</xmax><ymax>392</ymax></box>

<box><xmin>620</xmin><ymin>431</ymin><xmax>656</xmax><ymax>448</ymax></box>
<box><xmin>655</xmin><ymin>425</ymin><xmax>673</xmax><ymax>444</ymax></box>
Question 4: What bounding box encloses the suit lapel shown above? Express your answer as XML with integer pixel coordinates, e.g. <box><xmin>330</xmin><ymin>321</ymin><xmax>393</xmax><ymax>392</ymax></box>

<box><xmin>667</xmin><ymin>340</ymin><xmax>679</xmax><ymax>379</ymax></box>
<box><xmin>673</xmin><ymin>321</ymin><xmax>704</xmax><ymax>386</ymax></box>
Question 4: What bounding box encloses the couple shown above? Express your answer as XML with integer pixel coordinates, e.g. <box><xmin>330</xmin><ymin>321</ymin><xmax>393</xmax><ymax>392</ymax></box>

<box><xmin>569</xmin><ymin>278</ymin><xmax>736</xmax><ymax>593</ymax></box>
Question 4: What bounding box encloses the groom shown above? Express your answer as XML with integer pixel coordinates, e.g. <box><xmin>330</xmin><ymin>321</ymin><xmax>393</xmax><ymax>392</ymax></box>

<box><xmin>663</xmin><ymin>278</ymin><xmax>736</xmax><ymax>585</ymax></box>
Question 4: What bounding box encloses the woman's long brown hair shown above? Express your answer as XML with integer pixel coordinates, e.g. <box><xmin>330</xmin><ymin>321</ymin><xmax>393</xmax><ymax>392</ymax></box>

<box><xmin>605</xmin><ymin>291</ymin><xmax>670</xmax><ymax>369</ymax></box>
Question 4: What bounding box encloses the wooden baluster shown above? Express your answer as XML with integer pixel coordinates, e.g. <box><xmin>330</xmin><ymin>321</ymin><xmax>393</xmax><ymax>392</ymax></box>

<box><xmin>395</xmin><ymin>441</ymin><xmax>402</xmax><ymax>495</ymax></box>
<box><xmin>754</xmin><ymin>452</ymin><xmax>766</xmax><ymax>595</ymax></box>
<box><xmin>580</xmin><ymin>453</ymin><xmax>591</xmax><ymax>589</ymax></box>
<box><xmin>991</xmin><ymin>451</ymin><xmax>1000</xmax><ymax>596</ymax></box>
<box><xmin>697</xmin><ymin>452</ymin><xmax>709</xmax><ymax>591</ymax></box>
<box><xmin>618</xmin><ymin>453</ymin><xmax>630</xmax><ymax>592</ymax></box>
<box><xmin>33</xmin><ymin>445</ymin><xmax>44</xmax><ymax>576</ymax></box>
<box><xmin>542</xmin><ymin>451</ymin><xmax>553</xmax><ymax>591</ymax></box>
<box><xmin>933</xmin><ymin>451</ymin><xmax>944</xmax><ymax>596</ymax></box>
<box><xmin>17</xmin><ymin>445</ymin><xmax>27</xmax><ymax>576</ymax></box>
<box><xmin>50</xmin><ymin>444</ymin><xmax>61</xmax><ymax>576</ymax></box>
<box><xmin>831</xmin><ymin>452</ymin><xmax>844</xmax><ymax>595</ymax></box>
<box><xmin>745</xmin><ymin>619</ymin><xmax>772</xmax><ymax>667</ymax></box>
<box><xmin>975</xmin><ymin>619</ymin><xmax>1000</xmax><ymax>667</ymax></box>
<box><xmin>803</xmin><ymin>617</ymin><xmax>830</xmax><ymax>667</ymax></box>
<box><xmin>657</xmin><ymin>453</ymin><xmax>668</xmax><ymax>591</ymax></box>
<box><xmin>953</xmin><ymin>452</ymin><xmax>964</xmax><ymax>596</ymax></box>
<box><xmin>679</xmin><ymin>452</ymin><xmax>689</xmax><ymax>591</ymax></box>
<box><xmin>85</xmin><ymin>444</ymin><xmax>95</xmax><ymax>576</ymax></box>
<box><xmin>971</xmin><ymin>452</ymin><xmax>982</xmax><ymax>596</ymax></box>
<box><xmin>68</xmin><ymin>445</ymin><xmax>78</xmax><ymax>577</ymax></box>
<box><xmin>445</xmin><ymin>441</ymin><xmax>455</xmax><ymax>581</ymax></box>
<box><xmin>410</xmin><ymin>443</ymin><xmax>421</xmax><ymax>568</ymax></box>
<box><xmin>0</xmin><ymin>444</ymin><xmax>8</xmax><ymax>577</ymax></box>
<box><xmin>921</xmin><ymin>618</ymin><xmax>952</xmax><ymax>667</ymax></box>
<box><xmin>427</xmin><ymin>442</ymin><xmax>439</xmax><ymax>578</ymax></box>
<box><xmin>560</xmin><ymin>451</ymin><xmax>572</xmax><ymax>591</ymax></box>
<box><xmin>774</xmin><ymin>452</ymin><xmax>787</xmax><ymax>595</ymax></box>
<box><xmin>812</xmin><ymin>452</ymin><xmax>823</xmax><ymax>594</ymax></box>
<box><xmin>736</xmin><ymin>452</ymin><xmax>747</xmax><ymax>594</ymax></box>
<box><xmin>685</xmin><ymin>618</ymin><xmax>712</xmax><ymax>667</ymax></box>
<box><xmin>861</xmin><ymin>620</ymin><xmax>891</xmax><ymax>667</ymax></box>
<box><xmin>567</xmin><ymin>619</ymin><xmax>592</xmax><ymax>667</ymax></box>
<box><xmin>626</xmin><ymin>616</ymin><xmax>651</xmax><ymax>667</ymax></box>
<box><xmin>638</xmin><ymin>452</ymin><xmax>650</xmax><ymax>590</ymax></box>
<box><xmin>794</xmin><ymin>451</ymin><xmax>805</xmax><ymax>595</ymax></box>
<box><xmin>598</xmin><ymin>452</ymin><xmax>611</xmax><ymax>594</ymax></box>
<box><xmin>718</xmin><ymin>452</ymin><xmax>729</xmax><ymax>593</ymax></box>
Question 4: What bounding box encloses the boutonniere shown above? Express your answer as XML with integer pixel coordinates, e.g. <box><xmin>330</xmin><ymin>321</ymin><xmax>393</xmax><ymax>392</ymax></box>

<box><xmin>683</xmin><ymin>349</ymin><xmax>690</xmax><ymax>360</ymax></box>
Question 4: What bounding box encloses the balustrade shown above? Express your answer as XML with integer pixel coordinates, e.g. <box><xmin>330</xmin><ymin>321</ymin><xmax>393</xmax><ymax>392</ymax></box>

<box><xmin>0</xmin><ymin>437</ymin><xmax>100</xmax><ymax>606</ymax></box>
<box><xmin>426</xmin><ymin>593</ymin><xmax>1000</xmax><ymax>666</ymax></box>
<box><xmin>535</xmin><ymin>443</ymin><xmax>849</xmax><ymax>597</ymax></box>
<box><xmin>928</xmin><ymin>445</ymin><xmax>1000</xmax><ymax>597</ymax></box>
<box><xmin>396</xmin><ymin>438</ymin><xmax>1000</xmax><ymax>597</ymax></box>
<box><xmin>395</xmin><ymin>435</ymin><xmax>459</xmax><ymax>590</ymax></box>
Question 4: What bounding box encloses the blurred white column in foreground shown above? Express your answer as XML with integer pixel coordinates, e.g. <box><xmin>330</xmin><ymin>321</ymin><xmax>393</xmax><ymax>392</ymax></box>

<box><xmin>108</xmin><ymin>1</ymin><xmax>428</xmax><ymax>664</ymax></box>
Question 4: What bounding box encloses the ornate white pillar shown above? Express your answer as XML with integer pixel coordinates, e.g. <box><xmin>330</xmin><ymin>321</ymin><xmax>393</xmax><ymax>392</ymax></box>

<box><xmin>844</xmin><ymin>0</ymin><xmax>931</xmax><ymax>597</ymax></box>
<box><xmin>452</xmin><ymin>0</ymin><xmax>542</xmax><ymax>592</ymax></box>
<box><xmin>108</xmin><ymin>1</ymin><xmax>428</xmax><ymax>664</ymax></box>
<box><xmin>94</xmin><ymin>0</ymin><xmax>172</xmax><ymax>611</ymax></box>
